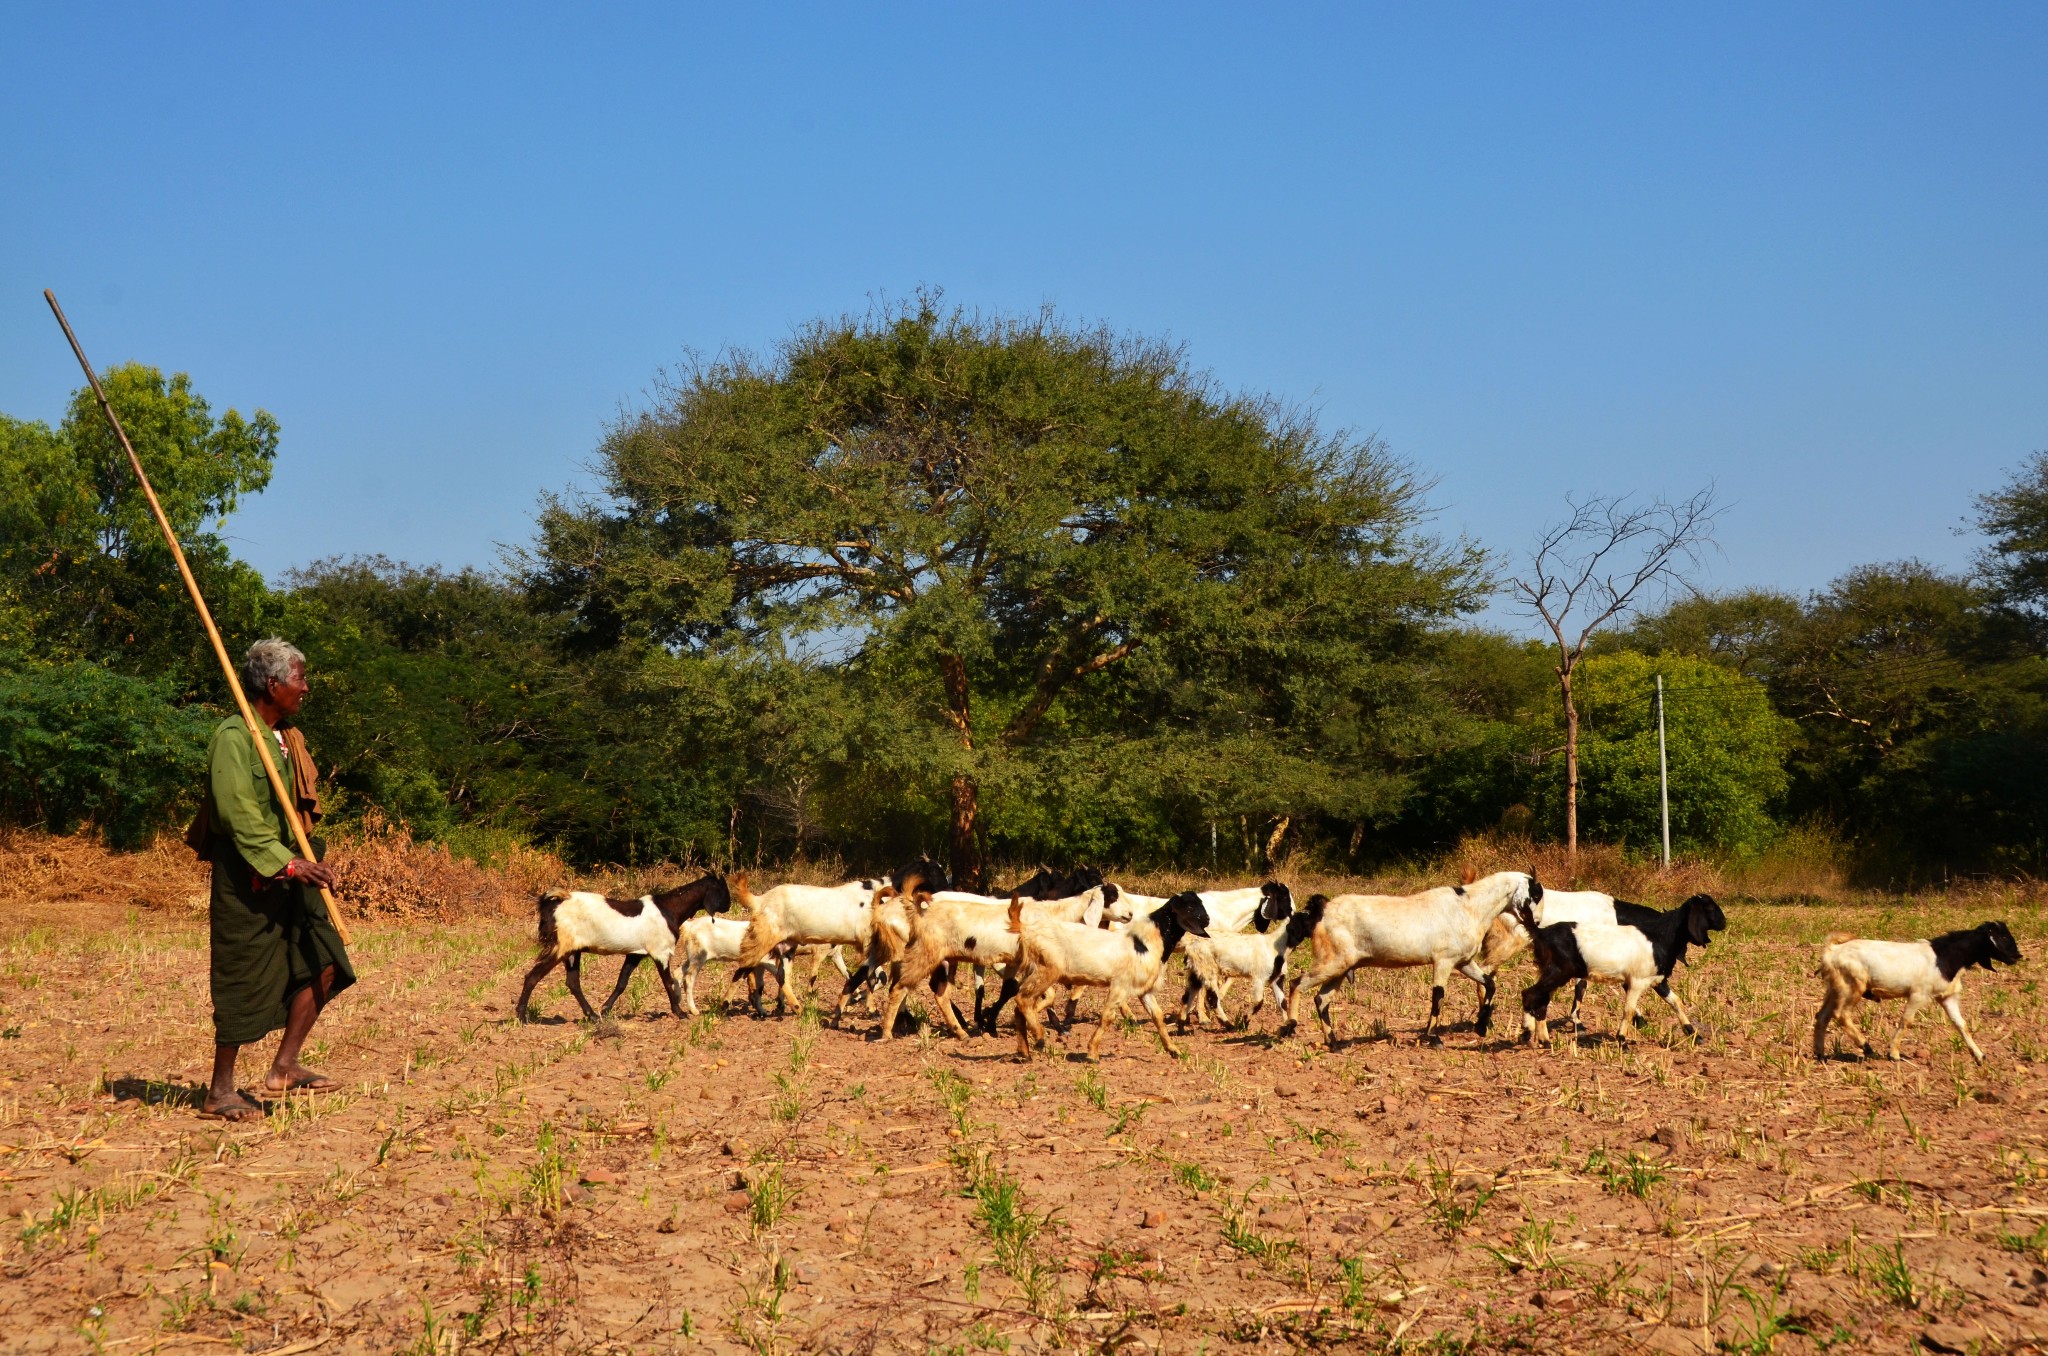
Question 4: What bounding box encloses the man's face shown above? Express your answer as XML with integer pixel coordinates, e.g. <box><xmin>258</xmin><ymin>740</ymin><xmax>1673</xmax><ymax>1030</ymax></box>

<box><xmin>269</xmin><ymin>660</ymin><xmax>309</xmax><ymax>717</ymax></box>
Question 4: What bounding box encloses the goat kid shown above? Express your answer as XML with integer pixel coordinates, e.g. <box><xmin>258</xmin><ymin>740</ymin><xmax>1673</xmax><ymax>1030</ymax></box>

<box><xmin>1813</xmin><ymin>922</ymin><xmax>2022</xmax><ymax>1064</ymax></box>
<box><xmin>1513</xmin><ymin>894</ymin><xmax>1725</xmax><ymax>1045</ymax></box>
<box><xmin>675</xmin><ymin>914</ymin><xmax>792</xmax><ymax>1016</ymax></box>
<box><xmin>727</xmin><ymin>876</ymin><xmax>880</xmax><ymax>1019</ymax></box>
<box><xmin>1010</xmin><ymin>893</ymin><xmax>1211</xmax><ymax>1061</ymax></box>
<box><xmin>1181</xmin><ymin>894</ymin><xmax>1324</xmax><ymax>1030</ymax></box>
<box><xmin>1283</xmin><ymin>871</ymin><xmax>1542</xmax><ymax>1047</ymax></box>
<box><xmin>515</xmin><ymin>873</ymin><xmax>733</xmax><ymax>1022</ymax></box>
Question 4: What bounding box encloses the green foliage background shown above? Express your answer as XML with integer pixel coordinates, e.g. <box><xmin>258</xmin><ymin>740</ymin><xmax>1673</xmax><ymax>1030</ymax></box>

<box><xmin>3</xmin><ymin>331</ymin><xmax>2046</xmax><ymax>885</ymax></box>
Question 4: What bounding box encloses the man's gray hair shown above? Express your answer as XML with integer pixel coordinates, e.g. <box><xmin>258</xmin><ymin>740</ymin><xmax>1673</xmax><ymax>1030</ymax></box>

<box><xmin>242</xmin><ymin>638</ymin><xmax>306</xmax><ymax>696</ymax></box>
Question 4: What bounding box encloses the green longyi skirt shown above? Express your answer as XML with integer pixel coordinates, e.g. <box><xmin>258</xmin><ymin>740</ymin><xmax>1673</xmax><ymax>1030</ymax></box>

<box><xmin>207</xmin><ymin>842</ymin><xmax>356</xmax><ymax>1046</ymax></box>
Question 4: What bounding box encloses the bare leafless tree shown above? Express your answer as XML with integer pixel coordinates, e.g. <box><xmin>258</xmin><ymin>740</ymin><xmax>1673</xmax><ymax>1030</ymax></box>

<box><xmin>1511</xmin><ymin>488</ymin><xmax>1720</xmax><ymax>867</ymax></box>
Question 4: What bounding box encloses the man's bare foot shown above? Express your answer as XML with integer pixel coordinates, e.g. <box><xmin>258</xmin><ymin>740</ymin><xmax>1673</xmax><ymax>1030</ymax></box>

<box><xmin>199</xmin><ymin>1091</ymin><xmax>265</xmax><ymax>1122</ymax></box>
<box><xmin>258</xmin><ymin>1065</ymin><xmax>341</xmax><ymax>1097</ymax></box>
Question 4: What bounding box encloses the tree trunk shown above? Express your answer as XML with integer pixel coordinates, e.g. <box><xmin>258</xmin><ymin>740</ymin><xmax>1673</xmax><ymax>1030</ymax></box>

<box><xmin>949</xmin><ymin>773</ymin><xmax>982</xmax><ymax>892</ymax></box>
<box><xmin>937</xmin><ymin>651</ymin><xmax>983</xmax><ymax>890</ymax></box>
<box><xmin>1560</xmin><ymin>664</ymin><xmax>1579</xmax><ymax>871</ymax></box>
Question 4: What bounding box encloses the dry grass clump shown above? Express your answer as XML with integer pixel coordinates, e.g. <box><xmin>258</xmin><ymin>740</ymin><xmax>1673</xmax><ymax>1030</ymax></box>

<box><xmin>0</xmin><ymin>826</ymin><xmax>208</xmax><ymax>912</ymax></box>
<box><xmin>327</xmin><ymin>811</ymin><xmax>563</xmax><ymax>921</ymax></box>
<box><xmin>1434</xmin><ymin>832</ymin><xmax>1725</xmax><ymax>903</ymax></box>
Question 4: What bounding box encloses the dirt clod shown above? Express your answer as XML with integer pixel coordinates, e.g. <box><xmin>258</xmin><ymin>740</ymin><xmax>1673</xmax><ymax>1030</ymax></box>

<box><xmin>1140</xmin><ymin>1209</ymin><xmax>1167</xmax><ymax>1228</ymax></box>
<box><xmin>723</xmin><ymin>1190</ymin><xmax>750</xmax><ymax>1213</ymax></box>
<box><xmin>1921</xmin><ymin>1322</ymin><xmax>1985</xmax><ymax>1354</ymax></box>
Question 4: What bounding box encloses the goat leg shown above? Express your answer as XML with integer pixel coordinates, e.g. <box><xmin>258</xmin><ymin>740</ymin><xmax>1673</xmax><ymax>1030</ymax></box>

<box><xmin>1652</xmin><ymin>978</ymin><xmax>1697</xmax><ymax>1038</ymax></box>
<box><xmin>561</xmin><ymin>953</ymin><xmax>601</xmax><ymax>1021</ymax></box>
<box><xmin>514</xmin><ymin>954</ymin><xmax>560</xmax><ymax>1023</ymax></box>
<box><xmin>1939</xmin><ymin>994</ymin><xmax>1986</xmax><ymax>1063</ymax></box>
<box><xmin>655</xmin><ymin>960</ymin><xmax>686</xmax><ymax>1018</ymax></box>
<box><xmin>599</xmin><ymin>953</ymin><xmax>644</xmax><ymax>1017</ymax></box>
<box><xmin>1810</xmin><ymin>992</ymin><xmax>1837</xmax><ymax>1060</ymax></box>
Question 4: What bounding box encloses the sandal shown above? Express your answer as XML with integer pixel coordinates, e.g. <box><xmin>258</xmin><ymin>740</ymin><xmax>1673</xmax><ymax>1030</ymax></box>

<box><xmin>199</xmin><ymin>1092</ymin><xmax>266</xmax><ymax>1123</ymax></box>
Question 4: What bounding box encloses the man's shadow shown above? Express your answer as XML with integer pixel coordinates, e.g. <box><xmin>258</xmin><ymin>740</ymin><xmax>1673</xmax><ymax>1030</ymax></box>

<box><xmin>107</xmin><ymin>1076</ymin><xmax>209</xmax><ymax>1110</ymax></box>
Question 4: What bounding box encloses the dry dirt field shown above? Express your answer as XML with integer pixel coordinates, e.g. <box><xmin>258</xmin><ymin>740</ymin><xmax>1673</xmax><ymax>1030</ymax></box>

<box><xmin>3</xmin><ymin>890</ymin><xmax>2047</xmax><ymax>1355</ymax></box>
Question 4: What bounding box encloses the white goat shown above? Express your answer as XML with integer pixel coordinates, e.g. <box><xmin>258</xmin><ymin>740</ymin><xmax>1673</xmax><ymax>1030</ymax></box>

<box><xmin>675</xmin><ymin>914</ymin><xmax>791</xmax><ymax>1016</ymax></box>
<box><xmin>1282</xmin><ymin>871</ymin><xmax>1542</xmax><ymax>1047</ymax></box>
<box><xmin>1813</xmin><ymin>922</ymin><xmax>2022</xmax><ymax>1063</ymax></box>
<box><xmin>1180</xmin><ymin>896</ymin><xmax>1324</xmax><ymax>1030</ymax></box>
<box><xmin>876</xmin><ymin>888</ymin><xmax>1106</xmax><ymax>1040</ymax></box>
<box><xmin>728</xmin><ymin>875</ymin><xmax>884</xmax><ymax>1019</ymax></box>
<box><xmin>1010</xmin><ymin>892</ymin><xmax>1212</xmax><ymax>1060</ymax></box>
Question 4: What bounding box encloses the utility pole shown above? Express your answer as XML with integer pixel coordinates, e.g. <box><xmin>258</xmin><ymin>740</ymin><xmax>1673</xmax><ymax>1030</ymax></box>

<box><xmin>1656</xmin><ymin>674</ymin><xmax>1671</xmax><ymax>869</ymax></box>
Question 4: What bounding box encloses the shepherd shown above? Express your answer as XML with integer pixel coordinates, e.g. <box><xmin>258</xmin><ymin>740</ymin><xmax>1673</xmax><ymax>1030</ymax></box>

<box><xmin>188</xmin><ymin>639</ymin><xmax>355</xmax><ymax>1121</ymax></box>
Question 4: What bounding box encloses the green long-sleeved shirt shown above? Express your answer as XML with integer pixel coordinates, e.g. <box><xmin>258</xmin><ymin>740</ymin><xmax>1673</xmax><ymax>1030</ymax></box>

<box><xmin>206</xmin><ymin>715</ymin><xmax>297</xmax><ymax>878</ymax></box>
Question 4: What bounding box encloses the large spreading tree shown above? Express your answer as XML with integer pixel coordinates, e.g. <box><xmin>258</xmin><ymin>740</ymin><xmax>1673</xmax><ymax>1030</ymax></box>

<box><xmin>528</xmin><ymin>299</ymin><xmax>1484</xmax><ymax>884</ymax></box>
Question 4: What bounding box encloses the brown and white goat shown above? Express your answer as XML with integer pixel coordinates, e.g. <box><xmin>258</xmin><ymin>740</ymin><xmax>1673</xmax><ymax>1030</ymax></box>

<box><xmin>1009</xmin><ymin>892</ymin><xmax>1211</xmax><ymax>1061</ymax></box>
<box><xmin>514</xmin><ymin>873</ymin><xmax>734</xmax><ymax>1022</ymax></box>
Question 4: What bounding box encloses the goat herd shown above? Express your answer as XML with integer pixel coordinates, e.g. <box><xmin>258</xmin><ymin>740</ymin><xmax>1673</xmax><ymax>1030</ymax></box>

<box><xmin>511</xmin><ymin>861</ymin><xmax>2026</xmax><ymax>1066</ymax></box>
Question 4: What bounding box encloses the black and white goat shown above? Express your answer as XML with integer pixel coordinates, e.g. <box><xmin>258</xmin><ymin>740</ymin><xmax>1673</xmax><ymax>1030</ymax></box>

<box><xmin>1107</xmin><ymin>881</ymin><xmax>1293</xmax><ymax>935</ymax></box>
<box><xmin>1485</xmin><ymin>889</ymin><xmax>1720</xmax><ymax>1030</ymax></box>
<box><xmin>514</xmin><ymin>874</ymin><xmax>733</xmax><ymax>1022</ymax></box>
<box><xmin>1179</xmin><ymin>894</ymin><xmax>1322</xmax><ymax>1030</ymax></box>
<box><xmin>1813</xmin><ymin>922</ymin><xmax>2022</xmax><ymax>1063</ymax></box>
<box><xmin>1512</xmin><ymin>893</ymin><xmax>1725</xmax><ymax>1045</ymax></box>
<box><xmin>1009</xmin><ymin>892</ymin><xmax>1211</xmax><ymax>1061</ymax></box>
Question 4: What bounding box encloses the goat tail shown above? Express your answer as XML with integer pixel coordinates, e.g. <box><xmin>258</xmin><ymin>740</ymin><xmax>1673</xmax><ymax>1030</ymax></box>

<box><xmin>873</xmin><ymin>903</ymin><xmax>916</xmax><ymax>965</ymax></box>
<box><xmin>1007</xmin><ymin>893</ymin><xmax>1024</xmax><ymax>935</ymax></box>
<box><xmin>536</xmin><ymin>890</ymin><xmax>565</xmax><ymax>952</ymax></box>
<box><xmin>1824</xmin><ymin>931</ymin><xmax>1856</xmax><ymax>947</ymax></box>
<box><xmin>731</xmin><ymin>917</ymin><xmax>786</xmax><ymax>972</ymax></box>
<box><xmin>728</xmin><ymin>871</ymin><xmax>755</xmax><ymax>911</ymax></box>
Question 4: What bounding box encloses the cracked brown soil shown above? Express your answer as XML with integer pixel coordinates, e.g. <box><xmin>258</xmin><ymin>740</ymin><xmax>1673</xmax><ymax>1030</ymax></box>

<box><xmin>2</xmin><ymin>895</ymin><xmax>2046</xmax><ymax>1353</ymax></box>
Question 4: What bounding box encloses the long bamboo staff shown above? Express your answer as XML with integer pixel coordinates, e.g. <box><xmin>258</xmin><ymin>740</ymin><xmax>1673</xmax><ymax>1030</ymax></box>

<box><xmin>43</xmin><ymin>289</ymin><xmax>354</xmax><ymax>945</ymax></box>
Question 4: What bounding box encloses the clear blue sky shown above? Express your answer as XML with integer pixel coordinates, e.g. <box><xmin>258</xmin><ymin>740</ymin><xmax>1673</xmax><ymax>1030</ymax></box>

<box><xmin>4</xmin><ymin>4</ymin><xmax>2043</xmax><ymax>626</ymax></box>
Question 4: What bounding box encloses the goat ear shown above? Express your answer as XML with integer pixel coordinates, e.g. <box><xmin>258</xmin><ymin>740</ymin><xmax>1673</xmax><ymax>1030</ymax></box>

<box><xmin>1461</xmin><ymin>866</ymin><xmax>1479</xmax><ymax>886</ymax></box>
<box><xmin>1688</xmin><ymin>904</ymin><xmax>1712</xmax><ymax>946</ymax></box>
<box><xmin>1526</xmin><ymin>875</ymin><xmax>1544</xmax><ymax>905</ymax></box>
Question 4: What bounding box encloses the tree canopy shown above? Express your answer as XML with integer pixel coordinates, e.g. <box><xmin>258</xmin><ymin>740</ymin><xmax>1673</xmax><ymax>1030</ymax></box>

<box><xmin>527</xmin><ymin>300</ymin><xmax>1485</xmax><ymax>882</ymax></box>
<box><xmin>4</xmin><ymin>319</ymin><xmax>2047</xmax><ymax>885</ymax></box>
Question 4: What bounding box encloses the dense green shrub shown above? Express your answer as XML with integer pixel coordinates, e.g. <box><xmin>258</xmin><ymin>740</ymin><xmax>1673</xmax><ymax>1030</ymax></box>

<box><xmin>0</xmin><ymin>656</ymin><xmax>214</xmax><ymax>846</ymax></box>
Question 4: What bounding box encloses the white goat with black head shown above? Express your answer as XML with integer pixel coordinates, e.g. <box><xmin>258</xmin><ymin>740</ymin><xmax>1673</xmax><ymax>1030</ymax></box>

<box><xmin>1511</xmin><ymin>893</ymin><xmax>1726</xmax><ymax>1045</ymax></box>
<box><xmin>1281</xmin><ymin>871</ymin><xmax>1543</xmax><ymax>1047</ymax></box>
<box><xmin>1009</xmin><ymin>891</ymin><xmax>1211</xmax><ymax>1061</ymax></box>
<box><xmin>1179</xmin><ymin>894</ymin><xmax>1320</xmax><ymax>1030</ymax></box>
<box><xmin>1813</xmin><ymin>922</ymin><xmax>2022</xmax><ymax>1063</ymax></box>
